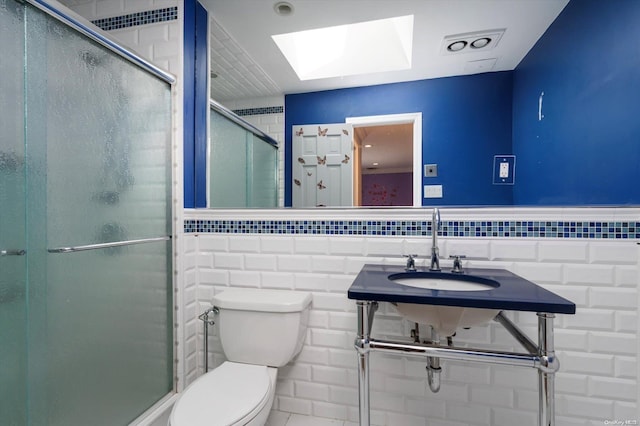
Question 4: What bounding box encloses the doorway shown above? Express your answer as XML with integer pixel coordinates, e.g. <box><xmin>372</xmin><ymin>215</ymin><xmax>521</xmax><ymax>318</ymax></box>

<box><xmin>347</xmin><ymin>113</ymin><xmax>422</xmax><ymax>207</ymax></box>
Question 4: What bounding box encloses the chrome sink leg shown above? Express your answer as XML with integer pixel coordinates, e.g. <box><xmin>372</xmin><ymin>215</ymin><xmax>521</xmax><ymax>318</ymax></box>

<box><xmin>538</xmin><ymin>313</ymin><xmax>558</xmax><ymax>426</ymax></box>
<box><xmin>355</xmin><ymin>301</ymin><xmax>376</xmax><ymax>426</ymax></box>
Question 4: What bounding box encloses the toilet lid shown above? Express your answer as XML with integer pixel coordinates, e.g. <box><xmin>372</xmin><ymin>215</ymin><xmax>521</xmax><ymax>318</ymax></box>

<box><xmin>171</xmin><ymin>362</ymin><xmax>271</xmax><ymax>426</ymax></box>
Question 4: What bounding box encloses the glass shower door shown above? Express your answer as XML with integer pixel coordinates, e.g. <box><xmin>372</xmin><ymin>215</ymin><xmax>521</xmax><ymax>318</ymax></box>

<box><xmin>209</xmin><ymin>108</ymin><xmax>249</xmax><ymax>207</ymax></box>
<box><xmin>208</xmin><ymin>108</ymin><xmax>278</xmax><ymax>207</ymax></box>
<box><xmin>0</xmin><ymin>0</ymin><xmax>27</xmax><ymax>424</ymax></box>
<box><xmin>23</xmin><ymin>5</ymin><xmax>173</xmax><ymax>425</ymax></box>
<box><xmin>248</xmin><ymin>133</ymin><xmax>278</xmax><ymax>207</ymax></box>
<box><xmin>1</xmin><ymin>1</ymin><xmax>174</xmax><ymax>424</ymax></box>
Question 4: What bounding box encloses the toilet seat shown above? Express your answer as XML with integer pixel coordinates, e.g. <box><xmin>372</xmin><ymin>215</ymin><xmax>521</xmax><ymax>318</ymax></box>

<box><xmin>170</xmin><ymin>362</ymin><xmax>273</xmax><ymax>426</ymax></box>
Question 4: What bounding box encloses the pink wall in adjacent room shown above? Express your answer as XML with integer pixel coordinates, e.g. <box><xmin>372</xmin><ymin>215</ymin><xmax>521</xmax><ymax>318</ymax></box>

<box><xmin>361</xmin><ymin>172</ymin><xmax>412</xmax><ymax>206</ymax></box>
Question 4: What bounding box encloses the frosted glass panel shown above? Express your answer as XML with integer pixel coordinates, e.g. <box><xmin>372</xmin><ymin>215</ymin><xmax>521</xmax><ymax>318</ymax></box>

<box><xmin>249</xmin><ymin>134</ymin><xmax>278</xmax><ymax>207</ymax></box>
<box><xmin>39</xmin><ymin>17</ymin><xmax>171</xmax><ymax>248</ymax></box>
<box><xmin>209</xmin><ymin>109</ymin><xmax>278</xmax><ymax>207</ymax></box>
<box><xmin>0</xmin><ymin>3</ymin><xmax>173</xmax><ymax>425</ymax></box>
<box><xmin>19</xmin><ymin>4</ymin><xmax>173</xmax><ymax>425</ymax></box>
<box><xmin>43</xmin><ymin>242</ymin><xmax>172</xmax><ymax>425</ymax></box>
<box><xmin>209</xmin><ymin>109</ymin><xmax>248</xmax><ymax>207</ymax></box>
<box><xmin>0</xmin><ymin>0</ymin><xmax>27</xmax><ymax>424</ymax></box>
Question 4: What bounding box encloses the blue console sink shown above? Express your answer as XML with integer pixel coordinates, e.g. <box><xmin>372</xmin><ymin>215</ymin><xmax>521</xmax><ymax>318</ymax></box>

<box><xmin>348</xmin><ymin>264</ymin><xmax>575</xmax><ymax>336</ymax></box>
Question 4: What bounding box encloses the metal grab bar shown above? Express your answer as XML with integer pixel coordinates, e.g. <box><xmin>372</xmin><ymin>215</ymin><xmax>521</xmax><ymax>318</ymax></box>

<box><xmin>48</xmin><ymin>236</ymin><xmax>171</xmax><ymax>254</ymax></box>
<box><xmin>0</xmin><ymin>249</ymin><xmax>26</xmax><ymax>256</ymax></box>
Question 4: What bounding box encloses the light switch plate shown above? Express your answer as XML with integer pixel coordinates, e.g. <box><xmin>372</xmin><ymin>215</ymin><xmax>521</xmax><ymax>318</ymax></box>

<box><xmin>424</xmin><ymin>185</ymin><xmax>443</xmax><ymax>198</ymax></box>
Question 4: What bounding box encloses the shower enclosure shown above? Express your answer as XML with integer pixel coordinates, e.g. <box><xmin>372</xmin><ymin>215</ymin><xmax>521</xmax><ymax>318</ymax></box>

<box><xmin>208</xmin><ymin>100</ymin><xmax>279</xmax><ymax>208</ymax></box>
<box><xmin>1</xmin><ymin>1</ymin><xmax>174</xmax><ymax>425</ymax></box>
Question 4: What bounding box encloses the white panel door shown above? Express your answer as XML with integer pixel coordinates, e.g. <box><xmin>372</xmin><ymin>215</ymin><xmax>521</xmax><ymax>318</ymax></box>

<box><xmin>292</xmin><ymin>124</ymin><xmax>353</xmax><ymax>207</ymax></box>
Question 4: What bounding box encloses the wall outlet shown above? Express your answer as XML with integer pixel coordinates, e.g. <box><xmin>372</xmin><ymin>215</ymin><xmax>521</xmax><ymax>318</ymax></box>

<box><xmin>493</xmin><ymin>155</ymin><xmax>515</xmax><ymax>185</ymax></box>
<box><xmin>499</xmin><ymin>162</ymin><xmax>509</xmax><ymax>178</ymax></box>
<box><xmin>424</xmin><ymin>185</ymin><xmax>443</xmax><ymax>198</ymax></box>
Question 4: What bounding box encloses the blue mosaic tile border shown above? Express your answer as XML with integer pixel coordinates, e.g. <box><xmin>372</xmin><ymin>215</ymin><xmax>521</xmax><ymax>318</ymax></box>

<box><xmin>233</xmin><ymin>106</ymin><xmax>284</xmax><ymax>117</ymax></box>
<box><xmin>92</xmin><ymin>7</ymin><xmax>178</xmax><ymax>31</ymax></box>
<box><xmin>184</xmin><ymin>219</ymin><xmax>640</xmax><ymax>239</ymax></box>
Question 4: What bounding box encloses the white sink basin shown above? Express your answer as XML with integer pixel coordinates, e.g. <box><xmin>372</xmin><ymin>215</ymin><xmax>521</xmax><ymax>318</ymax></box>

<box><xmin>389</xmin><ymin>272</ymin><xmax>500</xmax><ymax>336</ymax></box>
<box><xmin>391</xmin><ymin>277</ymin><xmax>495</xmax><ymax>291</ymax></box>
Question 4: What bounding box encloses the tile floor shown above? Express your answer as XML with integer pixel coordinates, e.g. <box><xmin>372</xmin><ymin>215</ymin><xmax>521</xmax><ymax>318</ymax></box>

<box><xmin>266</xmin><ymin>411</ymin><xmax>358</xmax><ymax>426</ymax></box>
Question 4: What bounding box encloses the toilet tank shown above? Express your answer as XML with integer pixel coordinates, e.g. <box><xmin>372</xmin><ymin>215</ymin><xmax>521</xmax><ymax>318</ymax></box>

<box><xmin>212</xmin><ymin>289</ymin><xmax>312</xmax><ymax>367</ymax></box>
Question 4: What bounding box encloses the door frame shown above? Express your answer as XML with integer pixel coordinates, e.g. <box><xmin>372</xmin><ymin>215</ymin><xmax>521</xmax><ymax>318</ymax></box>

<box><xmin>346</xmin><ymin>112</ymin><xmax>422</xmax><ymax>207</ymax></box>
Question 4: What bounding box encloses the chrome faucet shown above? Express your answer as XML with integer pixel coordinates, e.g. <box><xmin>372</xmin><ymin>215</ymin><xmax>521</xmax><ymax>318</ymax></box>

<box><xmin>430</xmin><ymin>207</ymin><xmax>441</xmax><ymax>271</ymax></box>
<box><xmin>404</xmin><ymin>254</ymin><xmax>418</xmax><ymax>272</ymax></box>
<box><xmin>450</xmin><ymin>255</ymin><xmax>466</xmax><ymax>274</ymax></box>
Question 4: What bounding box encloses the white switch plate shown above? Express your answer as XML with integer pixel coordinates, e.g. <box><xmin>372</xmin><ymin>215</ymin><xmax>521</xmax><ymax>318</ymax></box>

<box><xmin>424</xmin><ymin>185</ymin><xmax>443</xmax><ymax>198</ymax></box>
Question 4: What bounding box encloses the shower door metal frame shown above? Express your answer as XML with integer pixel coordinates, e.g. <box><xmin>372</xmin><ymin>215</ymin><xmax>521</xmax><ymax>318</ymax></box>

<box><xmin>209</xmin><ymin>99</ymin><xmax>279</xmax><ymax>148</ymax></box>
<box><xmin>14</xmin><ymin>0</ymin><xmax>180</xmax><ymax>423</ymax></box>
<box><xmin>25</xmin><ymin>0</ymin><xmax>175</xmax><ymax>85</ymax></box>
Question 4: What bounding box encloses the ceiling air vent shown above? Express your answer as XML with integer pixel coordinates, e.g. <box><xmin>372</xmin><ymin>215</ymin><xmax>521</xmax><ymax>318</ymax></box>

<box><xmin>440</xmin><ymin>29</ymin><xmax>505</xmax><ymax>55</ymax></box>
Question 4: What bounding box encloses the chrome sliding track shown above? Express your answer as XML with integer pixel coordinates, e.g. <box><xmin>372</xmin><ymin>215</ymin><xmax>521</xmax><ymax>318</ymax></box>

<box><xmin>25</xmin><ymin>0</ymin><xmax>175</xmax><ymax>84</ymax></box>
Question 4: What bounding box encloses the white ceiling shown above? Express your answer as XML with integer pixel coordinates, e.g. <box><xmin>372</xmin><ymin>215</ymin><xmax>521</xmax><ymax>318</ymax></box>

<box><xmin>203</xmin><ymin>0</ymin><xmax>570</xmax><ymax>102</ymax></box>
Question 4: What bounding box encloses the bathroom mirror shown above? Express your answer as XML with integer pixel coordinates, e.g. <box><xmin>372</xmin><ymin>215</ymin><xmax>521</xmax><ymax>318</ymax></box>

<box><xmin>208</xmin><ymin>100</ymin><xmax>279</xmax><ymax>208</ymax></box>
<box><xmin>202</xmin><ymin>0</ymin><xmax>640</xmax><ymax>208</ymax></box>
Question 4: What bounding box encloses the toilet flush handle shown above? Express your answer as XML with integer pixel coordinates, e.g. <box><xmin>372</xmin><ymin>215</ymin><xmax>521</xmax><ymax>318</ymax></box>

<box><xmin>198</xmin><ymin>306</ymin><xmax>218</xmax><ymax>325</ymax></box>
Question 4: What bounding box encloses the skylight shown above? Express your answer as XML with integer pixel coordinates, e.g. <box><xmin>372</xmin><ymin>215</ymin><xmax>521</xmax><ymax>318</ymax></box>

<box><xmin>272</xmin><ymin>15</ymin><xmax>414</xmax><ymax>81</ymax></box>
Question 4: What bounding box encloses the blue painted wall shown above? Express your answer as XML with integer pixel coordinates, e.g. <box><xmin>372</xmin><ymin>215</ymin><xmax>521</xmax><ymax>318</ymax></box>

<box><xmin>183</xmin><ymin>0</ymin><xmax>196</xmax><ymax>208</ymax></box>
<box><xmin>512</xmin><ymin>0</ymin><xmax>640</xmax><ymax>205</ymax></box>
<box><xmin>285</xmin><ymin>72</ymin><xmax>514</xmax><ymax>206</ymax></box>
<box><xmin>183</xmin><ymin>0</ymin><xmax>208</xmax><ymax>208</ymax></box>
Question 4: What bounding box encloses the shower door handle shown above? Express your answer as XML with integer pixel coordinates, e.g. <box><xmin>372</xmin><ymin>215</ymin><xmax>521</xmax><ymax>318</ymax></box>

<box><xmin>47</xmin><ymin>236</ymin><xmax>171</xmax><ymax>253</ymax></box>
<box><xmin>0</xmin><ymin>249</ymin><xmax>26</xmax><ymax>256</ymax></box>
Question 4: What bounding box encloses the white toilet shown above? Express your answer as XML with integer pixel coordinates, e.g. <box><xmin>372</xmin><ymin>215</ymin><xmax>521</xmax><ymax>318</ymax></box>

<box><xmin>170</xmin><ymin>288</ymin><xmax>312</xmax><ymax>426</ymax></box>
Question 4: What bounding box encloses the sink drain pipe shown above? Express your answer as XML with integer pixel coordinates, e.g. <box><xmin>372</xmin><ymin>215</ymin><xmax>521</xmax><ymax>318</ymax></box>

<box><xmin>426</xmin><ymin>327</ymin><xmax>442</xmax><ymax>393</ymax></box>
<box><xmin>413</xmin><ymin>323</ymin><xmax>442</xmax><ymax>393</ymax></box>
<box><xmin>198</xmin><ymin>307</ymin><xmax>218</xmax><ymax>372</ymax></box>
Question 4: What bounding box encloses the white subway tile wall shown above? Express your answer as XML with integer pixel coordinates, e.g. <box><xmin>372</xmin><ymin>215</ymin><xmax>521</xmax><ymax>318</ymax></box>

<box><xmin>58</xmin><ymin>0</ymin><xmax>181</xmax><ymax>75</ymax></box>
<box><xmin>185</xmin><ymin>208</ymin><xmax>639</xmax><ymax>426</ymax></box>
